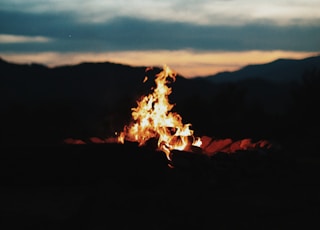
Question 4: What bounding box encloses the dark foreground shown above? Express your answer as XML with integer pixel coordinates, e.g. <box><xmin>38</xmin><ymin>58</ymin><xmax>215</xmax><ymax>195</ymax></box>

<box><xmin>0</xmin><ymin>143</ymin><xmax>319</xmax><ymax>230</ymax></box>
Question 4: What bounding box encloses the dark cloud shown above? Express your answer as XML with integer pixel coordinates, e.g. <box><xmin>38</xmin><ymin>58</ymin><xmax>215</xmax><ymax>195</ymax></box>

<box><xmin>1</xmin><ymin>10</ymin><xmax>319</xmax><ymax>53</ymax></box>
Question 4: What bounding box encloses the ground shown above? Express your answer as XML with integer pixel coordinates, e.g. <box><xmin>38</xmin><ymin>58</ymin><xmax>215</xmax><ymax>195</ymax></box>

<box><xmin>0</xmin><ymin>144</ymin><xmax>319</xmax><ymax>230</ymax></box>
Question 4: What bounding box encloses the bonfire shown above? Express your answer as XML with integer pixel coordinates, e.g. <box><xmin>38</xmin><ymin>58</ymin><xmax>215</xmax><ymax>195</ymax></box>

<box><xmin>65</xmin><ymin>64</ymin><xmax>273</xmax><ymax>161</ymax></box>
<box><xmin>117</xmin><ymin>65</ymin><xmax>201</xmax><ymax>160</ymax></box>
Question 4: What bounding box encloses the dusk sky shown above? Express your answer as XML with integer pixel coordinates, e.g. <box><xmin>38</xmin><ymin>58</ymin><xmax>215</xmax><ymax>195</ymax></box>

<box><xmin>1</xmin><ymin>0</ymin><xmax>320</xmax><ymax>77</ymax></box>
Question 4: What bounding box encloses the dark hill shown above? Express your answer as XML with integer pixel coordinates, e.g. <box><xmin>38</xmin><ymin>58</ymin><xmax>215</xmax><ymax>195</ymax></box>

<box><xmin>1</xmin><ymin>56</ymin><xmax>319</xmax><ymax>148</ymax></box>
<box><xmin>198</xmin><ymin>55</ymin><xmax>320</xmax><ymax>113</ymax></box>
<box><xmin>204</xmin><ymin>55</ymin><xmax>320</xmax><ymax>84</ymax></box>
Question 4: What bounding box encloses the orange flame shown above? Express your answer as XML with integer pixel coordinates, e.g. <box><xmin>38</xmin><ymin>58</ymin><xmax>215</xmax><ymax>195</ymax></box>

<box><xmin>118</xmin><ymin>64</ymin><xmax>201</xmax><ymax>160</ymax></box>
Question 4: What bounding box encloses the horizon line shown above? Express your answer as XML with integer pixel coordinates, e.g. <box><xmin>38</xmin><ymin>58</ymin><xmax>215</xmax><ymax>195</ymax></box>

<box><xmin>1</xmin><ymin>50</ymin><xmax>319</xmax><ymax>78</ymax></box>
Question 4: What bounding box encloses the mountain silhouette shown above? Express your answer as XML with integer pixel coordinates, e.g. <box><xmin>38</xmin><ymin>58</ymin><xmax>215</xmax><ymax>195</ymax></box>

<box><xmin>1</xmin><ymin>55</ymin><xmax>319</xmax><ymax>147</ymax></box>
<box><xmin>204</xmin><ymin>55</ymin><xmax>320</xmax><ymax>84</ymax></box>
<box><xmin>195</xmin><ymin>55</ymin><xmax>320</xmax><ymax>114</ymax></box>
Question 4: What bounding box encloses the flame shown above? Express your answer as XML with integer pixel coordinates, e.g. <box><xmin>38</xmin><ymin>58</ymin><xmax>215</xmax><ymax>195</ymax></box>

<box><xmin>118</xmin><ymin>64</ymin><xmax>201</xmax><ymax>160</ymax></box>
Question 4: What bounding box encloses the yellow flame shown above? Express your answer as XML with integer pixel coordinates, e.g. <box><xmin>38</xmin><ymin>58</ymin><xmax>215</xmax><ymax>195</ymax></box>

<box><xmin>118</xmin><ymin>64</ymin><xmax>201</xmax><ymax>160</ymax></box>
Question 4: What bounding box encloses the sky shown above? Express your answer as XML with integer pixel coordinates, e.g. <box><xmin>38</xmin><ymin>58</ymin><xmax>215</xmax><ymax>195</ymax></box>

<box><xmin>0</xmin><ymin>0</ymin><xmax>320</xmax><ymax>78</ymax></box>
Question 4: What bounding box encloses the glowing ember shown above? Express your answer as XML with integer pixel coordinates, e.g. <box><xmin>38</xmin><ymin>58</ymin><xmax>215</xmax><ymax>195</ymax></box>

<box><xmin>118</xmin><ymin>64</ymin><xmax>202</xmax><ymax>160</ymax></box>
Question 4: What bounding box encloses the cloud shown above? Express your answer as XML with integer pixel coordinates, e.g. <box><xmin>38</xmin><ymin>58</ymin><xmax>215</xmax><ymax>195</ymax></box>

<box><xmin>0</xmin><ymin>10</ymin><xmax>319</xmax><ymax>53</ymax></box>
<box><xmin>0</xmin><ymin>34</ymin><xmax>52</xmax><ymax>43</ymax></box>
<box><xmin>1</xmin><ymin>0</ymin><xmax>320</xmax><ymax>25</ymax></box>
<box><xmin>1</xmin><ymin>1</ymin><xmax>319</xmax><ymax>78</ymax></box>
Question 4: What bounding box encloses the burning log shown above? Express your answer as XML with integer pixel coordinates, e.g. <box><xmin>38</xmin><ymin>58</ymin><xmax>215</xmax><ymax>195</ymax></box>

<box><xmin>202</xmin><ymin>137</ymin><xmax>233</xmax><ymax>155</ymax></box>
<box><xmin>64</xmin><ymin>138</ymin><xmax>86</xmax><ymax>144</ymax></box>
<box><xmin>200</xmin><ymin>136</ymin><xmax>273</xmax><ymax>156</ymax></box>
<box><xmin>89</xmin><ymin>137</ymin><xmax>105</xmax><ymax>144</ymax></box>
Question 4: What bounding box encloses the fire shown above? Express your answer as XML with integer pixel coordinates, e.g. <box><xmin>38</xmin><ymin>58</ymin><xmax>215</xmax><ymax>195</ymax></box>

<box><xmin>64</xmin><ymin>64</ymin><xmax>274</xmax><ymax>162</ymax></box>
<box><xmin>118</xmin><ymin>64</ymin><xmax>202</xmax><ymax>160</ymax></box>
